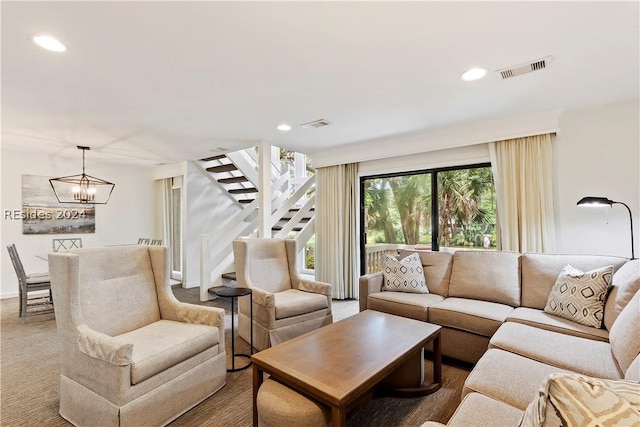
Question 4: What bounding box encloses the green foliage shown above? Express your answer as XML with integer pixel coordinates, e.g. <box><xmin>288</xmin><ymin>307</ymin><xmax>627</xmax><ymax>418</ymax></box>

<box><xmin>364</xmin><ymin>167</ymin><xmax>496</xmax><ymax>249</ymax></box>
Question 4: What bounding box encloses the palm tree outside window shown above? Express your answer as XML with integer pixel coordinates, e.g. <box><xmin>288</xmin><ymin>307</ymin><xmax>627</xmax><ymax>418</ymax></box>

<box><xmin>360</xmin><ymin>163</ymin><xmax>496</xmax><ymax>275</ymax></box>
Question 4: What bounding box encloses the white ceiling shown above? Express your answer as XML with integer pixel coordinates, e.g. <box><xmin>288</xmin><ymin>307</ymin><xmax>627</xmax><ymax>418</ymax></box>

<box><xmin>2</xmin><ymin>1</ymin><xmax>638</xmax><ymax>167</ymax></box>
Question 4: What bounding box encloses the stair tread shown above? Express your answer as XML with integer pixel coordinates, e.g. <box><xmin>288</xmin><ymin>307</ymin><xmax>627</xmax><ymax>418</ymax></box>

<box><xmin>272</xmin><ymin>225</ymin><xmax>304</xmax><ymax>232</ymax></box>
<box><xmin>229</xmin><ymin>188</ymin><xmax>258</xmax><ymax>194</ymax></box>
<box><xmin>206</xmin><ymin>164</ymin><xmax>237</xmax><ymax>173</ymax></box>
<box><xmin>221</xmin><ymin>272</ymin><xmax>237</xmax><ymax>281</ymax></box>
<box><xmin>218</xmin><ymin>176</ymin><xmax>249</xmax><ymax>184</ymax></box>
<box><xmin>201</xmin><ymin>154</ymin><xmax>227</xmax><ymax>162</ymax></box>
<box><xmin>239</xmin><ymin>199</ymin><xmax>254</xmax><ymax>204</ymax></box>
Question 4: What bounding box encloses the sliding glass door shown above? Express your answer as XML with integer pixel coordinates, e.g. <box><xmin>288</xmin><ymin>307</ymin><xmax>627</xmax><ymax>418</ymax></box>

<box><xmin>360</xmin><ymin>164</ymin><xmax>496</xmax><ymax>275</ymax></box>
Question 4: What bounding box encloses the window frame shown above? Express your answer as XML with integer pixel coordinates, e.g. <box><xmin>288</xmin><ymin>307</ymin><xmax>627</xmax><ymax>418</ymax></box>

<box><xmin>359</xmin><ymin>162</ymin><xmax>492</xmax><ymax>275</ymax></box>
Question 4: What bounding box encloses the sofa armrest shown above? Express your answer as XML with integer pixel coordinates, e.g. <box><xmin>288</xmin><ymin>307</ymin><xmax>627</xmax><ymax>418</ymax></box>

<box><xmin>298</xmin><ymin>279</ymin><xmax>332</xmax><ymax>296</ymax></box>
<box><xmin>76</xmin><ymin>324</ymin><xmax>132</xmax><ymax>366</ymax></box>
<box><xmin>359</xmin><ymin>272</ymin><xmax>384</xmax><ymax>312</ymax></box>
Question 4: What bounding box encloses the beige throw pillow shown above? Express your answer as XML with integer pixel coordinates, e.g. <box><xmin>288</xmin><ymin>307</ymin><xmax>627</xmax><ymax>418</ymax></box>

<box><xmin>518</xmin><ymin>373</ymin><xmax>640</xmax><ymax>427</ymax></box>
<box><xmin>381</xmin><ymin>253</ymin><xmax>428</xmax><ymax>294</ymax></box>
<box><xmin>544</xmin><ymin>264</ymin><xmax>613</xmax><ymax>328</ymax></box>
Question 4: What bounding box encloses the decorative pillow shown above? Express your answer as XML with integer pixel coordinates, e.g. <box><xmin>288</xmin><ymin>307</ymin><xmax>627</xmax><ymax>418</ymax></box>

<box><xmin>381</xmin><ymin>253</ymin><xmax>428</xmax><ymax>294</ymax></box>
<box><xmin>518</xmin><ymin>373</ymin><xmax>640</xmax><ymax>427</ymax></box>
<box><xmin>544</xmin><ymin>264</ymin><xmax>613</xmax><ymax>328</ymax></box>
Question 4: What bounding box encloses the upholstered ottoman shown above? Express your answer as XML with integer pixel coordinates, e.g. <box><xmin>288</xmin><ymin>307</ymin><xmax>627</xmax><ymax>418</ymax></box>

<box><xmin>257</xmin><ymin>378</ymin><xmax>330</xmax><ymax>427</ymax></box>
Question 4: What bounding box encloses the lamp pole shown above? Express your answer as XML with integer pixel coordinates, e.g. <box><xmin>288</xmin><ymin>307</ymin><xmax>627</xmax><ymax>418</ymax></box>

<box><xmin>612</xmin><ymin>201</ymin><xmax>635</xmax><ymax>260</ymax></box>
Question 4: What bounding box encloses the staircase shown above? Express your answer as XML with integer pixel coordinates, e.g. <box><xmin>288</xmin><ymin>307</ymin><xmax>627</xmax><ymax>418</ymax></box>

<box><xmin>196</xmin><ymin>147</ymin><xmax>316</xmax><ymax>300</ymax></box>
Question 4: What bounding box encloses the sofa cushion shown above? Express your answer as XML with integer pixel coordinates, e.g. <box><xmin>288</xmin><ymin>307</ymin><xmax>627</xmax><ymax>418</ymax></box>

<box><xmin>604</xmin><ymin>259</ymin><xmax>640</xmax><ymax>330</ymax></box>
<box><xmin>626</xmin><ymin>354</ymin><xmax>640</xmax><ymax>382</ymax></box>
<box><xmin>113</xmin><ymin>320</ymin><xmax>220</xmax><ymax>385</ymax></box>
<box><xmin>449</xmin><ymin>251</ymin><xmax>521</xmax><ymax>306</ymax></box>
<box><xmin>368</xmin><ymin>292</ymin><xmax>444</xmax><ymax>322</ymax></box>
<box><xmin>448</xmin><ymin>392</ymin><xmax>524</xmax><ymax>427</ymax></box>
<box><xmin>464</xmin><ymin>349</ymin><xmax>573</xmax><ymax>410</ymax></box>
<box><xmin>543</xmin><ymin>264</ymin><xmax>613</xmax><ymax>328</ymax></box>
<box><xmin>521</xmin><ymin>253</ymin><xmax>627</xmax><ymax>309</ymax></box>
<box><xmin>507</xmin><ymin>307</ymin><xmax>609</xmax><ymax>342</ymax></box>
<box><xmin>518</xmin><ymin>373</ymin><xmax>640</xmax><ymax>427</ymax></box>
<box><xmin>429</xmin><ymin>298</ymin><xmax>514</xmax><ymax>337</ymax></box>
<box><xmin>381</xmin><ymin>253</ymin><xmax>428</xmax><ymax>294</ymax></box>
<box><xmin>274</xmin><ymin>289</ymin><xmax>328</xmax><ymax>320</ymax></box>
<box><xmin>489</xmin><ymin>322</ymin><xmax>623</xmax><ymax>379</ymax></box>
<box><xmin>398</xmin><ymin>250</ymin><xmax>453</xmax><ymax>296</ymax></box>
<box><xmin>609</xmin><ymin>290</ymin><xmax>640</xmax><ymax>375</ymax></box>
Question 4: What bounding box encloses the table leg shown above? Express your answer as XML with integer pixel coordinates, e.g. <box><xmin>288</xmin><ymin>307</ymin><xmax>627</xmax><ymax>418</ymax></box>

<box><xmin>230</xmin><ymin>296</ymin><xmax>236</xmax><ymax>371</ymax></box>
<box><xmin>331</xmin><ymin>406</ymin><xmax>347</xmax><ymax>427</ymax></box>
<box><xmin>433</xmin><ymin>331</ymin><xmax>442</xmax><ymax>385</ymax></box>
<box><xmin>252</xmin><ymin>365</ymin><xmax>263</xmax><ymax>427</ymax></box>
<box><xmin>249</xmin><ymin>292</ymin><xmax>253</xmax><ymax>354</ymax></box>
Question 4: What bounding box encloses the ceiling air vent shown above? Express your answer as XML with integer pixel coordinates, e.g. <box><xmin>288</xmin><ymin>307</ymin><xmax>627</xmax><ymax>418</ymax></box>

<box><xmin>301</xmin><ymin>119</ymin><xmax>331</xmax><ymax>129</ymax></box>
<box><xmin>496</xmin><ymin>56</ymin><xmax>553</xmax><ymax>80</ymax></box>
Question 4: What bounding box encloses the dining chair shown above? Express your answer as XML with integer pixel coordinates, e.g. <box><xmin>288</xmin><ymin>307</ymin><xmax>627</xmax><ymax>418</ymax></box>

<box><xmin>7</xmin><ymin>244</ymin><xmax>54</xmax><ymax>324</ymax></box>
<box><xmin>52</xmin><ymin>238</ymin><xmax>83</xmax><ymax>252</ymax></box>
<box><xmin>150</xmin><ymin>239</ymin><xmax>163</xmax><ymax>245</ymax></box>
<box><xmin>138</xmin><ymin>238</ymin><xmax>150</xmax><ymax>245</ymax></box>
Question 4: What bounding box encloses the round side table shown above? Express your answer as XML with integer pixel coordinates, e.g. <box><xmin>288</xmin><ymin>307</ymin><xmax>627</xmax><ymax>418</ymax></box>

<box><xmin>212</xmin><ymin>287</ymin><xmax>253</xmax><ymax>372</ymax></box>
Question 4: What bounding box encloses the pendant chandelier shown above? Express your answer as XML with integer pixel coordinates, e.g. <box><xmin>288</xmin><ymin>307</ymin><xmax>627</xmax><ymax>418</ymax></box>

<box><xmin>49</xmin><ymin>146</ymin><xmax>115</xmax><ymax>204</ymax></box>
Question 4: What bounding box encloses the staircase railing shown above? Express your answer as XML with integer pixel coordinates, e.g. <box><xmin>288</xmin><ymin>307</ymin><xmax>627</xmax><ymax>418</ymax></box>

<box><xmin>198</xmin><ymin>148</ymin><xmax>316</xmax><ymax>300</ymax></box>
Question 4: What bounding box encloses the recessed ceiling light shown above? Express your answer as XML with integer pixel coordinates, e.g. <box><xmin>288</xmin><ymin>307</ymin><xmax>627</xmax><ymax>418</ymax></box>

<box><xmin>460</xmin><ymin>67</ymin><xmax>487</xmax><ymax>82</ymax></box>
<box><xmin>32</xmin><ymin>35</ymin><xmax>66</xmax><ymax>52</ymax></box>
<box><xmin>276</xmin><ymin>123</ymin><xmax>292</xmax><ymax>132</ymax></box>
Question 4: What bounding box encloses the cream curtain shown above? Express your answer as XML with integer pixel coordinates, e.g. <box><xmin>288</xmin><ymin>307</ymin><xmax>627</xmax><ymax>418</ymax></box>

<box><xmin>155</xmin><ymin>178</ymin><xmax>171</xmax><ymax>247</ymax></box>
<box><xmin>489</xmin><ymin>134</ymin><xmax>556</xmax><ymax>253</ymax></box>
<box><xmin>315</xmin><ymin>163</ymin><xmax>359</xmax><ymax>299</ymax></box>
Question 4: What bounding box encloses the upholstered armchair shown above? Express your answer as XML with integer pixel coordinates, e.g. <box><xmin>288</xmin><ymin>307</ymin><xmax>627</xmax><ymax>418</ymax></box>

<box><xmin>233</xmin><ymin>238</ymin><xmax>333</xmax><ymax>351</ymax></box>
<box><xmin>48</xmin><ymin>246</ymin><xmax>226</xmax><ymax>427</ymax></box>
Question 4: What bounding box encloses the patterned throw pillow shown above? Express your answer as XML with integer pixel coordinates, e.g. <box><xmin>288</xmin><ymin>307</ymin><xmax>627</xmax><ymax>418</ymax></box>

<box><xmin>518</xmin><ymin>373</ymin><xmax>640</xmax><ymax>427</ymax></box>
<box><xmin>381</xmin><ymin>253</ymin><xmax>428</xmax><ymax>294</ymax></box>
<box><xmin>544</xmin><ymin>264</ymin><xmax>613</xmax><ymax>328</ymax></box>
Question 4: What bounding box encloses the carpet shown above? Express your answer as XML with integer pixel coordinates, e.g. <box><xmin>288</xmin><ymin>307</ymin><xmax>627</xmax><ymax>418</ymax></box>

<box><xmin>0</xmin><ymin>288</ymin><xmax>470</xmax><ymax>426</ymax></box>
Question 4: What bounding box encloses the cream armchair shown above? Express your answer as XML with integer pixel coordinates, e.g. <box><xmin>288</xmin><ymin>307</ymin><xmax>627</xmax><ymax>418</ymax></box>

<box><xmin>48</xmin><ymin>246</ymin><xmax>226</xmax><ymax>427</ymax></box>
<box><xmin>233</xmin><ymin>238</ymin><xmax>333</xmax><ymax>351</ymax></box>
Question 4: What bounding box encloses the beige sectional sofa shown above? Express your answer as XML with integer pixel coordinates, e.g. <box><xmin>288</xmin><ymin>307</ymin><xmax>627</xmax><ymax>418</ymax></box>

<box><xmin>359</xmin><ymin>250</ymin><xmax>640</xmax><ymax>425</ymax></box>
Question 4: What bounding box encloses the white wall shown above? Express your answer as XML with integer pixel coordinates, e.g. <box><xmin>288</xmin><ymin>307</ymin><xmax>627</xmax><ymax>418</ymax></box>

<box><xmin>184</xmin><ymin>161</ymin><xmax>241</xmax><ymax>288</ymax></box>
<box><xmin>1</xmin><ymin>149</ymin><xmax>156</xmax><ymax>298</ymax></box>
<box><xmin>353</xmin><ymin>99</ymin><xmax>639</xmax><ymax>258</ymax></box>
<box><xmin>554</xmin><ymin>100</ymin><xmax>639</xmax><ymax>258</ymax></box>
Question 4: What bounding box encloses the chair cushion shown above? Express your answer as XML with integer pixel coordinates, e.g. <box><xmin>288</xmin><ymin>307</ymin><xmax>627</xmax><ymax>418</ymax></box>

<box><xmin>489</xmin><ymin>322</ymin><xmax>622</xmax><ymax>379</ymax></box>
<box><xmin>368</xmin><ymin>292</ymin><xmax>445</xmax><ymax>322</ymax></box>
<box><xmin>247</xmin><ymin>239</ymin><xmax>292</xmax><ymax>293</ymax></box>
<box><xmin>604</xmin><ymin>259</ymin><xmax>640</xmax><ymax>330</ymax></box>
<box><xmin>449</xmin><ymin>250</ymin><xmax>521</xmax><ymax>306</ymax></box>
<box><xmin>25</xmin><ymin>272</ymin><xmax>50</xmax><ymax>284</ymax></box>
<box><xmin>274</xmin><ymin>289</ymin><xmax>328</xmax><ymax>320</ymax></box>
<box><xmin>381</xmin><ymin>253</ymin><xmax>428</xmax><ymax>294</ymax></box>
<box><xmin>113</xmin><ymin>320</ymin><xmax>220</xmax><ymax>385</ymax></box>
<box><xmin>543</xmin><ymin>264</ymin><xmax>613</xmax><ymax>328</ymax></box>
<box><xmin>507</xmin><ymin>307</ymin><xmax>609</xmax><ymax>342</ymax></box>
<box><xmin>518</xmin><ymin>373</ymin><xmax>640</xmax><ymax>427</ymax></box>
<box><xmin>76</xmin><ymin>246</ymin><xmax>161</xmax><ymax>336</ymax></box>
<box><xmin>429</xmin><ymin>297</ymin><xmax>514</xmax><ymax>337</ymax></box>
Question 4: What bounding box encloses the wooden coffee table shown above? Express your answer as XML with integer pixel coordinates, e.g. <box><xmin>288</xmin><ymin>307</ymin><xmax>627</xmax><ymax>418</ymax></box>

<box><xmin>251</xmin><ymin>310</ymin><xmax>441</xmax><ymax>427</ymax></box>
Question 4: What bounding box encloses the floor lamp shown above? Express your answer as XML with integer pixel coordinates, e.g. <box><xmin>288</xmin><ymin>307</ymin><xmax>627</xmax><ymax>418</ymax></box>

<box><xmin>577</xmin><ymin>196</ymin><xmax>635</xmax><ymax>260</ymax></box>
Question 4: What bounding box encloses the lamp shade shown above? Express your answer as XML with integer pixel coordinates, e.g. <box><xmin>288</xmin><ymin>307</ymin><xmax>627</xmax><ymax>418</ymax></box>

<box><xmin>577</xmin><ymin>195</ymin><xmax>635</xmax><ymax>259</ymax></box>
<box><xmin>49</xmin><ymin>146</ymin><xmax>115</xmax><ymax>204</ymax></box>
<box><xmin>576</xmin><ymin>196</ymin><xmax>613</xmax><ymax>206</ymax></box>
